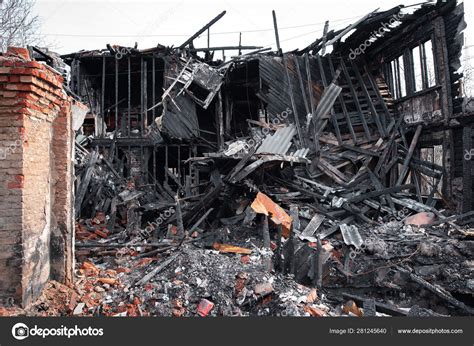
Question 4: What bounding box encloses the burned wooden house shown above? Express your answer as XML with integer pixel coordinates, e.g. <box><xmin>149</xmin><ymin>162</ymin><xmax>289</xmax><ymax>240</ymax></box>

<box><xmin>67</xmin><ymin>0</ymin><xmax>470</xmax><ymax>222</ymax></box>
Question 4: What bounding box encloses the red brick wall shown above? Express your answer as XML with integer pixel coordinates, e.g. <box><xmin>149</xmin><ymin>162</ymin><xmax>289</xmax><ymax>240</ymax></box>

<box><xmin>0</xmin><ymin>47</ymin><xmax>75</xmax><ymax>307</ymax></box>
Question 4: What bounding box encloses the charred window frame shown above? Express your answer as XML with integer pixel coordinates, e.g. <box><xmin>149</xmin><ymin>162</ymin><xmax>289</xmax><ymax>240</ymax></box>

<box><xmin>412</xmin><ymin>39</ymin><xmax>437</xmax><ymax>92</ymax></box>
<box><xmin>387</xmin><ymin>55</ymin><xmax>407</xmax><ymax>99</ymax></box>
<box><xmin>385</xmin><ymin>39</ymin><xmax>437</xmax><ymax>99</ymax></box>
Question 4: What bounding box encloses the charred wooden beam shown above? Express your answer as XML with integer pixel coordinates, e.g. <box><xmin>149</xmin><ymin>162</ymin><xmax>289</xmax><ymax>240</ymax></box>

<box><xmin>462</xmin><ymin>125</ymin><xmax>473</xmax><ymax>213</ymax></box>
<box><xmin>342</xmin><ymin>293</ymin><xmax>407</xmax><ymax>316</ymax></box>
<box><xmin>396</xmin><ymin>125</ymin><xmax>422</xmax><ymax>186</ymax></box>
<box><xmin>272</xmin><ymin>10</ymin><xmax>282</xmax><ymax>54</ymax></box>
<box><xmin>348</xmin><ymin>184</ymin><xmax>414</xmax><ymax>203</ymax></box>
<box><xmin>351</xmin><ymin>60</ymin><xmax>386</xmax><ymax>138</ymax></box>
<box><xmin>190</xmin><ymin>45</ymin><xmax>262</xmax><ymax>52</ymax></box>
<box><xmin>340</xmin><ymin>58</ymin><xmax>371</xmax><ymax>141</ymax></box>
<box><xmin>179</xmin><ymin>11</ymin><xmax>227</xmax><ymax>49</ymax></box>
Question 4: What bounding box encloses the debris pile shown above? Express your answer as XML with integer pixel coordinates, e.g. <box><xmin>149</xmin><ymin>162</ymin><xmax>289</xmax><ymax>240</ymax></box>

<box><xmin>21</xmin><ymin>218</ymin><xmax>474</xmax><ymax>317</ymax></box>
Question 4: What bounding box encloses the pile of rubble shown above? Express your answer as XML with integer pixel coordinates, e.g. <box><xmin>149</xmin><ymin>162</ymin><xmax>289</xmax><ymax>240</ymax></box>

<box><xmin>18</xmin><ymin>214</ymin><xmax>473</xmax><ymax>317</ymax></box>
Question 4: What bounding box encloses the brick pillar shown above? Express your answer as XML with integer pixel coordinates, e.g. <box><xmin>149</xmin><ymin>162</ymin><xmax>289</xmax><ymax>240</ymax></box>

<box><xmin>0</xmin><ymin>47</ymin><xmax>76</xmax><ymax>307</ymax></box>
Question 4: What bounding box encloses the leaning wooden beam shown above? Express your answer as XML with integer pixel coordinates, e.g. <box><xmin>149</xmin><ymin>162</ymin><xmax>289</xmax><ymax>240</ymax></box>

<box><xmin>340</xmin><ymin>58</ymin><xmax>371</xmax><ymax>141</ymax></box>
<box><xmin>328</xmin><ymin>57</ymin><xmax>357</xmax><ymax>143</ymax></box>
<box><xmin>398</xmin><ymin>125</ymin><xmax>423</xmax><ymax>203</ymax></box>
<box><xmin>317</xmin><ymin>157</ymin><xmax>348</xmax><ymax>185</ymax></box>
<box><xmin>189</xmin><ymin>208</ymin><xmax>214</xmax><ymax>234</ymax></box>
<box><xmin>320</xmin><ymin>21</ymin><xmax>330</xmax><ymax>55</ymax></box>
<box><xmin>190</xmin><ymin>45</ymin><xmax>262</xmax><ymax>52</ymax></box>
<box><xmin>396</xmin><ymin>125</ymin><xmax>422</xmax><ymax>186</ymax></box>
<box><xmin>429</xmin><ymin>210</ymin><xmax>474</xmax><ymax>226</ymax></box>
<box><xmin>179</xmin><ymin>11</ymin><xmax>227</xmax><ymax>49</ymax></box>
<box><xmin>396</xmin><ymin>266</ymin><xmax>474</xmax><ymax>315</ymax></box>
<box><xmin>366</xmin><ymin>167</ymin><xmax>395</xmax><ymax>212</ymax></box>
<box><xmin>342</xmin><ymin>204</ymin><xmax>375</xmax><ymax>224</ymax></box>
<box><xmin>272</xmin><ymin>10</ymin><xmax>282</xmax><ymax>54</ymax></box>
<box><xmin>342</xmin><ymin>144</ymin><xmax>379</xmax><ymax>157</ymax></box>
<box><xmin>374</xmin><ymin>114</ymin><xmax>404</xmax><ymax>175</ymax></box>
<box><xmin>232</xmin><ymin>47</ymin><xmax>272</xmax><ymax>58</ymax></box>
<box><xmin>348</xmin><ymin>184</ymin><xmax>414</xmax><ymax>203</ymax></box>
<box><xmin>426</xmin><ymin>174</ymin><xmax>442</xmax><ymax>208</ymax></box>
<box><xmin>135</xmin><ymin>253</ymin><xmax>179</xmax><ymax>286</ymax></box>
<box><xmin>342</xmin><ymin>293</ymin><xmax>407</xmax><ymax>316</ymax></box>
<box><xmin>325</xmin><ymin>9</ymin><xmax>378</xmax><ymax>47</ymax></box>
<box><xmin>363</xmin><ymin>64</ymin><xmax>391</xmax><ymax>128</ymax></box>
<box><xmin>225</xmin><ymin>145</ymin><xmax>257</xmax><ymax>183</ymax></box>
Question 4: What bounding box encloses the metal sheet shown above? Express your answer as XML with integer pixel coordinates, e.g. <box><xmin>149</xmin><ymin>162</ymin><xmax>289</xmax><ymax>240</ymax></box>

<box><xmin>161</xmin><ymin>94</ymin><xmax>199</xmax><ymax>139</ymax></box>
<box><xmin>313</xmin><ymin>83</ymin><xmax>342</xmax><ymax>121</ymax></box>
<box><xmin>256</xmin><ymin>125</ymin><xmax>296</xmax><ymax>155</ymax></box>
<box><xmin>340</xmin><ymin>224</ymin><xmax>363</xmax><ymax>249</ymax></box>
<box><xmin>299</xmin><ymin>213</ymin><xmax>326</xmax><ymax>242</ymax></box>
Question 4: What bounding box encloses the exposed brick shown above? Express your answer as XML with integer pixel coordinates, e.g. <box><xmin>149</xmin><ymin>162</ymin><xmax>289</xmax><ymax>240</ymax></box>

<box><xmin>0</xmin><ymin>48</ymin><xmax>79</xmax><ymax>307</ymax></box>
<box><xmin>7</xmin><ymin>175</ymin><xmax>24</xmax><ymax>189</ymax></box>
<box><xmin>6</xmin><ymin>47</ymin><xmax>30</xmax><ymax>60</ymax></box>
<box><xmin>9</xmin><ymin>76</ymin><xmax>20</xmax><ymax>83</ymax></box>
<box><xmin>5</xmin><ymin>83</ymin><xmax>33</xmax><ymax>92</ymax></box>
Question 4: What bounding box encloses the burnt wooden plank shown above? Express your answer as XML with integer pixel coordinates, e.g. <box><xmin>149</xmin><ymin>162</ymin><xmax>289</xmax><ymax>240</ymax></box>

<box><xmin>348</xmin><ymin>184</ymin><xmax>414</xmax><ymax>204</ymax></box>
<box><xmin>396</xmin><ymin>125</ymin><xmax>422</xmax><ymax>186</ymax></box>
<box><xmin>363</xmin><ymin>64</ymin><xmax>391</xmax><ymax>128</ymax></box>
<box><xmin>340</xmin><ymin>58</ymin><xmax>371</xmax><ymax>141</ymax></box>
<box><xmin>350</xmin><ymin>60</ymin><xmax>386</xmax><ymax>138</ymax></box>
<box><xmin>462</xmin><ymin>126</ymin><xmax>473</xmax><ymax>213</ymax></box>
<box><xmin>328</xmin><ymin>57</ymin><xmax>357</xmax><ymax>143</ymax></box>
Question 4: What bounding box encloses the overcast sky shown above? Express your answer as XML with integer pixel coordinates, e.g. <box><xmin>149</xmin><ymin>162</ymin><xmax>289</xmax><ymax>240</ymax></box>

<box><xmin>32</xmin><ymin>0</ymin><xmax>472</xmax><ymax>66</ymax></box>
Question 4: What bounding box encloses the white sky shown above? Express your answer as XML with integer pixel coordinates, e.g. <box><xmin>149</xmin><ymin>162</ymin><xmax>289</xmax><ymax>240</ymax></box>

<box><xmin>33</xmin><ymin>0</ymin><xmax>472</xmax><ymax>66</ymax></box>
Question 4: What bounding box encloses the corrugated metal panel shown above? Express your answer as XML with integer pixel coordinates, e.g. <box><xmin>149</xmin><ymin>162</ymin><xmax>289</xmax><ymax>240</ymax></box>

<box><xmin>257</xmin><ymin>55</ymin><xmax>313</xmax><ymax>125</ymax></box>
<box><xmin>256</xmin><ymin>125</ymin><xmax>296</xmax><ymax>155</ymax></box>
<box><xmin>340</xmin><ymin>224</ymin><xmax>363</xmax><ymax>249</ymax></box>
<box><xmin>313</xmin><ymin>83</ymin><xmax>342</xmax><ymax>120</ymax></box>
<box><xmin>301</xmin><ymin>213</ymin><xmax>325</xmax><ymax>237</ymax></box>
<box><xmin>291</xmin><ymin>148</ymin><xmax>310</xmax><ymax>158</ymax></box>
<box><xmin>162</xmin><ymin>94</ymin><xmax>199</xmax><ymax>139</ymax></box>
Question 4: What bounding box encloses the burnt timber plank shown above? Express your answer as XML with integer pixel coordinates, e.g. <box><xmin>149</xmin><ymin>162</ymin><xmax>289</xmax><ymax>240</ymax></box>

<box><xmin>350</xmin><ymin>61</ymin><xmax>386</xmax><ymax>138</ymax></box>
<box><xmin>340</xmin><ymin>58</ymin><xmax>371</xmax><ymax>141</ymax></box>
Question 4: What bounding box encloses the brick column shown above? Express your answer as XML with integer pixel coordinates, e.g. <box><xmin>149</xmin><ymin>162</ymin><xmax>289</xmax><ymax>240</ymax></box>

<box><xmin>0</xmin><ymin>47</ymin><xmax>76</xmax><ymax>307</ymax></box>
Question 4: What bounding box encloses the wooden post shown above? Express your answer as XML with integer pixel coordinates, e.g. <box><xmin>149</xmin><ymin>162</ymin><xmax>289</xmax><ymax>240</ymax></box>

<box><xmin>433</xmin><ymin>16</ymin><xmax>454</xmax><ymax>199</ymax></box>
<box><xmin>463</xmin><ymin>126</ymin><xmax>472</xmax><ymax>213</ymax></box>
<box><xmin>272</xmin><ymin>10</ymin><xmax>282</xmax><ymax>55</ymax></box>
